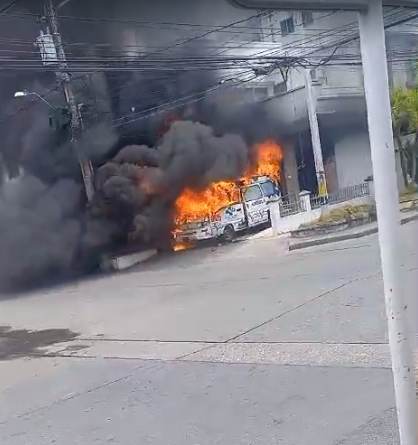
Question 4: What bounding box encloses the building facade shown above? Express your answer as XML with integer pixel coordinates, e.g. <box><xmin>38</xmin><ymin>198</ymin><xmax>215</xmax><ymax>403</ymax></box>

<box><xmin>238</xmin><ymin>9</ymin><xmax>418</xmax><ymax>195</ymax></box>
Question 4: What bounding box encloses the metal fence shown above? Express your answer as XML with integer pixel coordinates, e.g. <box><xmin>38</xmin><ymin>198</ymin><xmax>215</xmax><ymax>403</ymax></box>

<box><xmin>311</xmin><ymin>182</ymin><xmax>370</xmax><ymax>208</ymax></box>
<box><xmin>310</xmin><ymin>194</ymin><xmax>325</xmax><ymax>210</ymax></box>
<box><xmin>277</xmin><ymin>183</ymin><xmax>370</xmax><ymax>219</ymax></box>
<box><xmin>279</xmin><ymin>193</ymin><xmax>306</xmax><ymax>217</ymax></box>
<box><xmin>328</xmin><ymin>182</ymin><xmax>370</xmax><ymax>204</ymax></box>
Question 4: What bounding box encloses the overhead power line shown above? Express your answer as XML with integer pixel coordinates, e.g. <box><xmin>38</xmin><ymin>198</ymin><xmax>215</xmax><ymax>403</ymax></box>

<box><xmin>112</xmin><ymin>69</ymin><xmax>258</xmax><ymax>128</ymax></box>
<box><xmin>0</xmin><ymin>0</ymin><xmax>19</xmax><ymax>14</ymax></box>
<box><xmin>0</xmin><ymin>7</ymin><xmax>413</xmax><ymax>65</ymax></box>
<box><xmin>1</xmin><ymin>10</ymin><xmax>268</xmax><ymax>30</ymax></box>
<box><xmin>1</xmin><ymin>5</ymin><xmax>417</xmax><ymax>127</ymax></box>
<box><xmin>107</xmin><ymin>9</ymin><xmax>418</xmax><ymax>126</ymax></box>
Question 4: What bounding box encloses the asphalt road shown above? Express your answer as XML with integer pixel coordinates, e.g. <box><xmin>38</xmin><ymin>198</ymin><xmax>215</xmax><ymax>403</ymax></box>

<box><xmin>0</xmin><ymin>221</ymin><xmax>417</xmax><ymax>444</ymax></box>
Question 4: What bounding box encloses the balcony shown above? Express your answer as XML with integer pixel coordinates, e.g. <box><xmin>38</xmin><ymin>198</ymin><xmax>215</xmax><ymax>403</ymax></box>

<box><xmin>318</xmin><ymin>67</ymin><xmax>364</xmax><ymax>99</ymax></box>
<box><xmin>316</xmin><ymin>67</ymin><xmax>367</xmax><ymax>128</ymax></box>
<box><xmin>255</xmin><ymin>65</ymin><xmax>367</xmax><ymax>135</ymax></box>
<box><xmin>262</xmin><ymin>86</ymin><xmax>309</xmax><ymax>135</ymax></box>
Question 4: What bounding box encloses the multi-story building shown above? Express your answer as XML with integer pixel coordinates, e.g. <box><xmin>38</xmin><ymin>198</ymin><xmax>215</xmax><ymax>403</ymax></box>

<box><xmin>235</xmin><ymin>9</ymin><xmax>418</xmax><ymax>195</ymax></box>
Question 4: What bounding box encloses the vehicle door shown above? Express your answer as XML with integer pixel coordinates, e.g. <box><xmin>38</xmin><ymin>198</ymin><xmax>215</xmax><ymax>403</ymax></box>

<box><xmin>221</xmin><ymin>203</ymin><xmax>246</xmax><ymax>232</ymax></box>
<box><xmin>213</xmin><ymin>203</ymin><xmax>245</xmax><ymax>235</ymax></box>
<box><xmin>242</xmin><ymin>184</ymin><xmax>269</xmax><ymax>227</ymax></box>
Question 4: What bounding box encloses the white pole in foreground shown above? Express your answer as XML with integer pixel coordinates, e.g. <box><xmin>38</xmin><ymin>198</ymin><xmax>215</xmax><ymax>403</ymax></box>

<box><xmin>358</xmin><ymin>2</ymin><xmax>416</xmax><ymax>444</ymax></box>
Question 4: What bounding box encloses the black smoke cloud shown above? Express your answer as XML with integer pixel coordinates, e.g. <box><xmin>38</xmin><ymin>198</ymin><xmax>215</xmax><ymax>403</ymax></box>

<box><xmin>0</xmin><ymin>175</ymin><xmax>82</xmax><ymax>288</ymax></box>
<box><xmin>93</xmin><ymin>120</ymin><xmax>251</xmax><ymax>247</ymax></box>
<box><xmin>160</xmin><ymin>121</ymin><xmax>249</xmax><ymax>188</ymax></box>
<box><xmin>0</xmin><ymin>114</ymin><xmax>253</xmax><ymax>289</ymax></box>
<box><xmin>0</xmin><ymin>90</ymin><xmax>117</xmax><ymax>289</ymax></box>
<box><xmin>0</xmin><ymin>0</ymin><xmax>280</xmax><ymax>291</ymax></box>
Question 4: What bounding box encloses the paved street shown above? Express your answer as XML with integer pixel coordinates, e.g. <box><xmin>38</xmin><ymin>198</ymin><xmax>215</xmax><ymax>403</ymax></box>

<box><xmin>0</xmin><ymin>221</ymin><xmax>417</xmax><ymax>444</ymax></box>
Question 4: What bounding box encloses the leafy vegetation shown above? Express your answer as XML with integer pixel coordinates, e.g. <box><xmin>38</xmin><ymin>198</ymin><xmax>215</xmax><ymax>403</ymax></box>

<box><xmin>316</xmin><ymin>205</ymin><xmax>371</xmax><ymax>225</ymax></box>
<box><xmin>391</xmin><ymin>87</ymin><xmax>418</xmax><ymax>187</ymax></box>
<box><xmin>299</xmin><ymin>205</ymin><xmax>372</xmax><ymax>229</ymax></box>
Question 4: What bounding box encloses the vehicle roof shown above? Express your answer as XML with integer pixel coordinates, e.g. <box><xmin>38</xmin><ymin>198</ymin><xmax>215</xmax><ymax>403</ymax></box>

<box><xmin>242</xmin><ymin>179</ymin><xmax>271</xmax><ymax>189</ymax></box>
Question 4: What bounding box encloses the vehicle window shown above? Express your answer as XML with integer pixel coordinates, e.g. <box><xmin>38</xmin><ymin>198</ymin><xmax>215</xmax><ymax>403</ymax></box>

<box><xmin>243</xmin><ymin>185</ymin><xmax>263</xmax><ymax>202</ymax></box>
<box><xmin>260</xmin><ymin>181</ymin><xmax>276</xmax><ymax>197</ymax></box>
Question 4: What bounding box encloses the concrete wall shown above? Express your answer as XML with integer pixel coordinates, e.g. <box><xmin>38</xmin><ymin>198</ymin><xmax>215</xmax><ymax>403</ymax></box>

<box><xmin>253</xmin><ymin>11</ymin><xmax>417</xmax><ymax>124</ymax></box>
<box><xmin>333</xmin><ymin>130</ymin><xmax>407</xmax><ymax>193</ymax></box>
<box><xmin>271</xmin><ymin>206</ymin><xmax>322</xmax><ymax>235</ymax></box>
<box><xmin>262</xmin><ymin>87</ymin><xmax>308</xmax><ymax>136</ymax></box>
<box><xmin>324</xmin><ymin>158</ymin><xmax>339</xmax><ymax>193</ymax></box>
<box><xmin>269</xmin><ymin>194</ymin><xmax>372</xmax><ymax>235</ymax></box>
<box><xmin>269</xmin><ymin>198</ymin><xmax>322</xmax><ymax>235</ymax></box>
<box><xmin>282</xmin><ymin>139</ymin><xmax>300</xmax><ymax>195</ymax></box>
<box><xmin>320</xmin><ymin>67</ymin><xmax>364</xmax><ymax>99</ymax></box>
<box><xmin>258</xmin><ymin>11</ymin><xmax>361</xmax><ymax>93</ymax></box>
<box><xmin>334</xmin><ymin>130</ymin><xmax>372</xmax><ymax>188</ymax></box>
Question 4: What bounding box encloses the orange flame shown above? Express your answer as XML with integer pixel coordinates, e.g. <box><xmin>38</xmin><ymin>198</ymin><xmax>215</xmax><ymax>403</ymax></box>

<box><xmin>249</xmin><ymin>139</ymin><xmax>283</xmax><ymax>183</ymax></box>
<box><xmin>174</xmin><ymin>139</ymin><xmax>283</xmax><ymax>225</ymax></box>
<box><xmin>173</xmin><ymin>240</ymin><xmax>196</xmax><ymax>252</ymax></box>
<box><xmin>174</xmin><ymin>181</ymin><xmax>240</xmax><ymax>224</ymax></box>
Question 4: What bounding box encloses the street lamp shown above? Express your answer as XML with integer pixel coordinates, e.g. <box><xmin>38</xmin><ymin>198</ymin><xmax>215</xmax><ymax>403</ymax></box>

<box><xmin>14</xmin><ymin>90</ymin><xmax>57</xmax><ymax>111</ymax></box>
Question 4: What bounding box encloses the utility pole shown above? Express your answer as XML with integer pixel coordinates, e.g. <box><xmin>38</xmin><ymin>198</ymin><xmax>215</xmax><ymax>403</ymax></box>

<box><xmin>358</xmin><ymin>2</ymin><xmax>416</xmax><ymax>443</ymax></box>
<box><xmin>43</xmin><ymin>0</ymin><xmax>95</xmax><ymax>202</ymax></box>
<box><xmin>304</xmin><ymin>68</ymin><xmax>328</xmax><ymax>197</ymax></box>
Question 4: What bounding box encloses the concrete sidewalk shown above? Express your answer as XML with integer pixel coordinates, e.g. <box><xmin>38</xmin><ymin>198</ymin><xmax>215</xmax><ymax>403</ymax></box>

<box><xmin>1</xmin><ymin>220</ymin><xmax>416</xmax><ymax>444</ymax></box>
<box><xmin>289</xmin><ymin>211</ymin><xmax>418</xmax><ymax>251</ymax></box>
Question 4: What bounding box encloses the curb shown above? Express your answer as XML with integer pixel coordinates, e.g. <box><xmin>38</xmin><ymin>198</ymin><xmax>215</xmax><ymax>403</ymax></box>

<box><xmin>289</xmin><ymin>227</ymin><xmax>377</xmax><ymax>251</ymax></box>
<box><xmin>400</xmin><ymin>213</ymin><xmax>418</xmax><ymax>225</ymax></box>
<box><xmin>289</xmin><ymin>213</ymin><xmax>418</xmax><ymax>251</ymax></box>
<box><xmin>101</xmin><ymin>249</ymin><xmax>157</xmax><ymax>271</ymax></box>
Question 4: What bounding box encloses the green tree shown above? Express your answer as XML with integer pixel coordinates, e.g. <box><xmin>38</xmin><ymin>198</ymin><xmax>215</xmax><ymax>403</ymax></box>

<box><xmin>391</xmin><ymin>87</ymin><xmax>418</xmax><ymax>187</ymax></box>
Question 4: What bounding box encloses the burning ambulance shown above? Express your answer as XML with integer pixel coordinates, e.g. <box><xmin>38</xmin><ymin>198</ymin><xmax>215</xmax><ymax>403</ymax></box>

<box><xmin>173</xmin><ymin>175</ymin><xmax>280</xmax><ymax>244</ymax></box>
<box><xmin>172</xmin><ymin>139</ymin><xmax>283</xmax><ymax>247</ymax></box>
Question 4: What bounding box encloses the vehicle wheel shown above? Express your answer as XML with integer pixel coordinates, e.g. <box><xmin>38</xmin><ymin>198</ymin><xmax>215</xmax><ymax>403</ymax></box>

<box><xmin>223</xmin><ymin>225</ymin><xmax>235</xmax><ymax>242</ymax></box>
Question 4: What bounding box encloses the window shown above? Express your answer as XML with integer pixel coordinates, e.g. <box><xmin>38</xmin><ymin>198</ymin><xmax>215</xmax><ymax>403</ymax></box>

<box><xmin>310</xmin><ymin>69</ymin><xmax>318</xmax><ymax>82</ymax></box>
<box><xmin>280</xmin><ymin>16</ymin><xmax>295</xmax><ymax>36</ymax></box>
<box><xmin>243</xmin><ymin>185</ymin><xmax>263</xmax><ymax>202</ymax></box>
<box><xmin>302</xmin><ymin>11</ymin><xmax>313</xmax><ymax>26</ymax></box>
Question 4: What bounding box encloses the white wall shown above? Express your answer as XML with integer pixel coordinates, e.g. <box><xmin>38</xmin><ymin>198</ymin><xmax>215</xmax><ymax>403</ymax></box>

<box><xmin>269</xmin><ymin>199</ymin><xmax>322</xmax><ymax>235</ymax></box>
<box><xmin>254</xmin><ymin>11</ymin><xmax>413</xmax><ymax>103</ymax></box>
<box><xmin>258</xmin><ymin>11</ymin><xmax>359</xmax><ymax>91</ymax></box>
<box><xmin>334</xmin><ymin>130</ymin><xmax>372</xmax><ymax>188</ymax></box>
<box><xmin>269</xmin><ymin>195</ymin><xmax>372</xmax><ymax>235</ymax></box>
<box><xmin>282</xmin><ymin>139</ymin><xmax>300</xmax><ymax>195</ymax></box>
<box><xmin>271</xmin><ymin>206</ymin><xmax>322</xmax><ymax>234</ymax></box>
